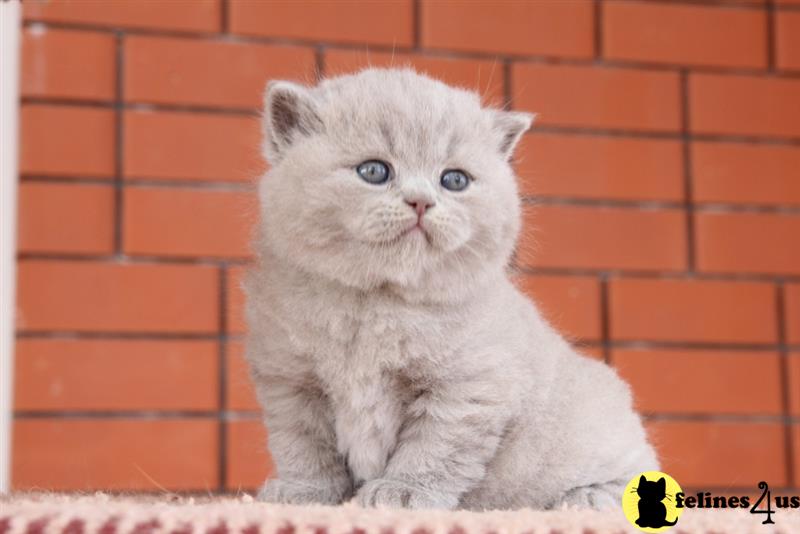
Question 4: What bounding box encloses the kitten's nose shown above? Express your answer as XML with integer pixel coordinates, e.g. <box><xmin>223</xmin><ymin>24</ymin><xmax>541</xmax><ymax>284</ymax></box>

<box><xmin>405</xmin><ymin>199</ymin><xmax>435</xmax><ymax>218</ymax></box>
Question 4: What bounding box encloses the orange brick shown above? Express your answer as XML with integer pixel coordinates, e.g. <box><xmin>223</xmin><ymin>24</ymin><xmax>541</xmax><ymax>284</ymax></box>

<box><xmin>517</xmin><ymin>134</ymin><xmax>684</xmax><ymax>201</ymax></box>
<box><xmin>17</xmin><ymin>182</ymin><xmax>114</xmax><ymax>254</ymax></box>
<box><xmin>123</xmin><ymin>187</ymin><xmax>255</xmax><ymax>259</ymax></box>
<box><xmin>518</xmin><ymin>205</ymin><xmax>686</xmax><ymax>271</ymax></box>
<box><xmin>227</xmin><ymin>266</ymin><xmax>247</xmax><ymax>335</ymax></box>
<box><xmin>647</xmin><ymin>421</ymin><xmax>786</xmax><ymax>487</ymax></box>
<box><xmin>690</xmin><ymin>74</ymin><xmax>800</xmax><ymax>138</ymax></box>
<box><xmin>786</xmin><ymin>284</ymin><xmax>800</xmax><ymax>344</ymax></box>
<box><xmin>614</xmin><ymin>349</ymin><xmax>782</xmax><ymax>415</ymax></box>
<box><xmin>12</xmin><ymin>419</ymin><xmax>218</xmax><ymax>491</ymax></box>
<box><xmin>226</xmin><ymin>419</ymin><xmax>274</xmax><ymax>491</ymax></box>
<box><xmin>16</xmin><ymin>261</ymin><xmax>219</xmax><ymax>333</ymax></box>
<box><xmin>776</xmin><ymin>11</ymin><xmax>800</xmax><ymax>71</ymax></box>
<box><xmin>514</xmin><ymin>274</ymin><xmax>601</xmax><ymax>341</ymax></box>
<box><xmin>512</xmin><ymin>64</ymin><xmax>681</xmax><ymax>132</ymax></box>
<box><xmin>788</xmin><ymin>353</ymin><xmax>800</xmax><ymax>417</ymax></box>
<box><xmin>603</xmin><ymin>1</ymin><xmax>767</xmax><ymax>68</ymax></box>
<box><xmin>420</xmin><ymin>0</ymin><xmax>593</xmax><ymax>58</ymax></box>
<box><xmin>691</xmin><ymin>142</ymin><xmax>800</xmax><ymax>206</ymax></box>
<box><xmin>24</xmin><ymin>0</ymin><xmax>221</xmax><ymax>32</ymax></box>
<box><xmin>14</xmin><ymin>339</ymin><xmax>218</xmax><ymax>411</ymax></box>
<box><xmin>22</xmin><ymin>27</ymin><xmax>115</xmax><ymax>101</ymax></box>
<box><xmin>20</xmin><ymin>105</ymin><xmax>115</xmax><ymax>177</ymax></box>
<box><xmin>123</xmin><ymin>110</ymin><xmax>263</xmax><ymax>182</ymax></box>
<box><xmin>229</xmin><ymin>0</ymin><xmax>412</xmax><ymax>46</ymax></box>
<box><xmin>226</xmin><ymin>341</ymin><xmax>259</xmax><ymax>412</ymax></box>
<box><xmin>125</xmin><ymin>36</ymin><xmax>315</xmax><ymax>109</ymax></box>
<box><xmin>695</xmin><ymin>212</ymin><xmax>800</xmax><ymax>275</ymax></box>
<box><xmin>324</xmin><ymin>49</ymin><xmax>506</xmax><ymax>106</ymax></box>
<box><xmin>609</xmin><ymin>278</ymin><xmax>776</xmax><ymax>343</ymax></box>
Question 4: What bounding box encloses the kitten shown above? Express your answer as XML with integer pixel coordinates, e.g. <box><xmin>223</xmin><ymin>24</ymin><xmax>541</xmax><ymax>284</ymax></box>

<box><xmin>244</xmin><ymin>68</ymin><xmax>658</xmax><ymax>510</ymax></box>
<box><xmin>635</xmin><ymin>475</ymin><xmax>678</xmax><ymax>528</ymax></box>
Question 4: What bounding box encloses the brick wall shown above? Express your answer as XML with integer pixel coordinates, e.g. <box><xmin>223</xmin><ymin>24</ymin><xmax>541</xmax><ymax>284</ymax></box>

<box><xmin>13</xmin><ymin>0</ymin><xmax>800</xmax><ymax>495</ymax></box>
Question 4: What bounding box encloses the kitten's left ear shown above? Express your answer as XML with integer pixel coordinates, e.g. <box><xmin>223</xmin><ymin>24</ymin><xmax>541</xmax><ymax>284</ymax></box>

<box><xmin>263</xmin><ymin>80</ymin><xmax>323</xmax><ymax>164</ymax></box>
<box><xmin>492</xmin><ymin>110</ymin><xmax>535</xmax><ymax>160</ymax></box>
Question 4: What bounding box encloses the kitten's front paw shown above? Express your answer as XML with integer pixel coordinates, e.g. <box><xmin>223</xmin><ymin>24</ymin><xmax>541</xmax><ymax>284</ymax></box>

<box><xmin>258</xmin><ymin>478</ymin><xmax>351</xmax><ymax>505</ymax></box>
<box><xmin>355</xmin><ymin>478</ymin><xmax>458</xmax><ymax>510</ymax></box>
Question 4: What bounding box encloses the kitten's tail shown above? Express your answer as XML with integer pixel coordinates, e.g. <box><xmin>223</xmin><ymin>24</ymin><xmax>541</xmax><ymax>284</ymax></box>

<box><xmin>663</xmin><ymin>518</ymin><xmax>678</xmax><ymax>526</ymax></box>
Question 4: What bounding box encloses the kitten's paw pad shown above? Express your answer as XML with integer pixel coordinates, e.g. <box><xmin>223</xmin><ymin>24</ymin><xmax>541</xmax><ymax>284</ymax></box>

<box><xmin>258</xmin><ymin>478</ymin><xmax>350</xmax><ymax>505</ymax></box>
<box><xmin>355</xmin><ymin>478</ymin><xmax>456</xmax><ymax>509</ymax></box>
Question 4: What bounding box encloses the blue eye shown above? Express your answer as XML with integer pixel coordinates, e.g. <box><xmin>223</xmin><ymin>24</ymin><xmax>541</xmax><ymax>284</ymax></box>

<box><xmin>440</xmin><ymin>169</ymin><xmax>470</xmax><ymax>192</ymax></box>
<box><xmin>357</xmin><ymin>160</ymin><xmax>391</xmax><ymax>184</ymax></box>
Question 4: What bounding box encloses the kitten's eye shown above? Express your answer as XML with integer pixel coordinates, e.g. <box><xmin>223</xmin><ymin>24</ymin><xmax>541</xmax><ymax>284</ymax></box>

<box><xmin>356</xmin><ymin>160</ymin><xmax>391</xmax><ymax>184</ymax></box>
<box><xmin>440</xmin><ymin>169</ymin><xmax>470</xmax><ymax>192</ymax></box>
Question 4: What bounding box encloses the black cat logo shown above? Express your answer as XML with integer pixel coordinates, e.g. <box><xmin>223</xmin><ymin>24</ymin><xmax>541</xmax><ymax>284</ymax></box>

<box><xmin>633</xmin><ymin>475</ymin><xmax>679</xmax><ymax>529</ymax></box>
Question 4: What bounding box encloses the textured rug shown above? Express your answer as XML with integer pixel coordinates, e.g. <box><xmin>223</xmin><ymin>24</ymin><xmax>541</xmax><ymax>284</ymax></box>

<box><xmin>2</xmin><ymin>494</ymin><xmax>800</xmax><ymax>534</ymax></box>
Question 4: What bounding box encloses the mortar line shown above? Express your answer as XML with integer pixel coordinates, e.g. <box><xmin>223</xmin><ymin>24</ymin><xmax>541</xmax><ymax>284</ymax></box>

<box><xmin>13</xmin><ymin>410</ymin><xmax>800</xmax><ymax>424</ymax></box>
<box><xmin>767</xmin><ymin>0</ymin><xmax>777</xmax><ymax>71</ymax></box>
<box><xmin>113</xmin><ymin>31</ymin><xmax>125</xmax><ymax>255</ymax></box>
<box><xmin>412</xmin><ymin>0</ymin><xmax>421</xmax><ymax>50</ymax></box>
<box><xmin>13</xmin><ymin>410</ymin><xmax>258</xmax><ymax>419</ymax></box>
<box><xmin>15</xmin><ymin>329</ymin><xmax>800</xmax><ymax>352</ymax></box>
<box><xmin>218</xmin><ymin>266</ymin><xmax>229</xmax><ymax>492</ymax></box>
<box><xmin>776</xmin><ymin>282</ymin><xmax>796</xmax><ymax>488</ymax></box>
<box><xmin>631</xmin><ymin>0</ymin><xmax>780</xmax><ymax>11</ymax></box>
<box><xmin>600</xmin><ymin>273</ymin><xmax>612</xmax><ymax>364</ymax></box>
<box><xmin>680</xmin><ymin>69</ymin><xmax>696</xmax><ymax>272</ymax></box>
<box><xmin>220</xmin><ymin>0</ymin><xmax>229</xmax><ymax>34</ymax></box>
<box><xmin>594</xmin><ymin>0</ymin><xmax>603</xmax><ymax>60</ymax></box>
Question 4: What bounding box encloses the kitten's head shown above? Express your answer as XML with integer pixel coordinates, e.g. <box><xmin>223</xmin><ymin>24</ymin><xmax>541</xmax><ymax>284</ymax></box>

<box><xmin>637</xmin><ymin>475</ymin><xmax>667</xmax><ymax>501</ymax></box>
<box><xmin>257</xmin><ymin>68</ymin><xmax>532</xmax><ymax>300</ymax></box>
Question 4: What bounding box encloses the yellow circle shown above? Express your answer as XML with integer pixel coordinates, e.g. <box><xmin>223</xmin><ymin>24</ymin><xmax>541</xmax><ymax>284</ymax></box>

<box><xmin>622</xmin><ymin>471</ymin><xmax>684</xmax><ymax>532</ymax></box>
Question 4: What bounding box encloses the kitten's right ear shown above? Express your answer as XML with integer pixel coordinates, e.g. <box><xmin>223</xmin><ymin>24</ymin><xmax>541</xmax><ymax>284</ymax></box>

<box><xmin>263</xmin><ymin>80</ymin><xmax>322</xmax><ymax>163</ymax></box>
<box><xmin>639</xmin><ymin>474</ymin><xmax>647</xmax><ymax>485</ymax></box>
<box><xmin>491</xmin><ymin>110</ymin><xmax>535</xmax><ymax>161</ymax></box>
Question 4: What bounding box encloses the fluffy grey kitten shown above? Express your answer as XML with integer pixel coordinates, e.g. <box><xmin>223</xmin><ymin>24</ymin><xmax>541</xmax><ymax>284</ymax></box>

<box><xmin>244</xmin><ymin>68</ymin><xmax>658</xmax><ymax>511</ymax></box>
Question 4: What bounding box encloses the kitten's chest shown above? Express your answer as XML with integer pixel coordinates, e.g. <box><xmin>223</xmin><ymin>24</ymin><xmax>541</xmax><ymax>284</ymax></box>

<box><xmin>313</xmin><ymin>319</ymin><xmax>409</xmax><ymax>483</ymax></box>
<box><xmin>295</xmin><ymin>290</ymin><xmax>438</xmax><ymax>369</ymax></box>
<box><xmin>277</xmin><ymin>286</ymin><xmax>454</xmax><ymax>482</ymax></box>
<box><xmin>311</xmin><ymin>301</ymin><xmax>431</xmax><ymax>483</ymax></box>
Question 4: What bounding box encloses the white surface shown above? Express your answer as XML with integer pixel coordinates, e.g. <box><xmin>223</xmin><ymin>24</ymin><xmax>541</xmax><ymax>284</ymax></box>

<box><xmin>0</xmin><ymin>0</ymin><xmax>21</xmax><ymax>494</ymax></box>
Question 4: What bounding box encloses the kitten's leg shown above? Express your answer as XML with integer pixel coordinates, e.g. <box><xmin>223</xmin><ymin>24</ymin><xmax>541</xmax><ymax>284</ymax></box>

<box><xmin>256</xmin><ymin>376</ymin><xmax>353</xmax><ymax>505</ymax></box>
<box><xmin>555</xmin><ymin>480</ymin><xmax>627</xmax><ymax>510</ymax></box>
<box><xmin>355</xmin><ymin>381</ymin><xmax>508</xmax><ymax>510</ymax></box>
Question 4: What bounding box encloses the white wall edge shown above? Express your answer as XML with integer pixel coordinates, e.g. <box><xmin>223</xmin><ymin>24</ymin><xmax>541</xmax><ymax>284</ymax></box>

<box><xmin>0</xmin><ymin>0</ymin><xmax>21</xmax><ymax>494</ymax></box>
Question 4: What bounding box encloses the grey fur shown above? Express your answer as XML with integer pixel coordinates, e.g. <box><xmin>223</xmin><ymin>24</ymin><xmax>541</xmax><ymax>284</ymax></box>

<box><xmin>245</xmin><ymin>68</ymin><xmax>658</xmax><ymax>511</ymax></box>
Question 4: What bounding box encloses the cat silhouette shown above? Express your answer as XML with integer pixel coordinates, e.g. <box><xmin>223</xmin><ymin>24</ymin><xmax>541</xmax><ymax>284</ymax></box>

<box><xmin>635</xmin><ymin>475</ymin><xmax>678</xmax><ymax>528</ymax></box>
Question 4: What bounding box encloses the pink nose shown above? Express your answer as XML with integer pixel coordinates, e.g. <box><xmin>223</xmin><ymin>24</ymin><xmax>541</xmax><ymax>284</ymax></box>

<box><xmin>405</xmin><ymin>199</ymin><xmax>434</xmax><ymax>217</ymax></box>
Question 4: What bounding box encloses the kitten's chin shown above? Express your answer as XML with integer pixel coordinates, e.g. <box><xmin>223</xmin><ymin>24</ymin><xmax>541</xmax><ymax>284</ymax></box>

<box><xmin>400</xmin><ymin>224</ymin><xmax>430</xmax><ymax>242</ymax></box>
<box><xmin>374</xmin><ymin>225</ymin><xmax>468</xmax><ymax>255</ymax></box>
<box><xmin>381</xmin><ymin>226</ymin><xmax>434</xmax><ymax>251</ymax></box>
<box><xmin>356</xmin><ymin>221</ymin><xmax>432</xmax><ymax>248</ymax></box>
